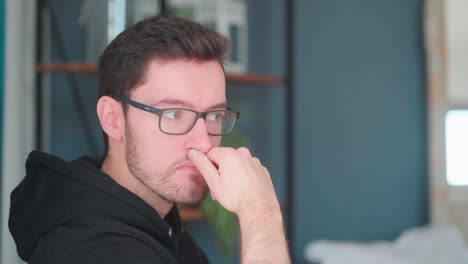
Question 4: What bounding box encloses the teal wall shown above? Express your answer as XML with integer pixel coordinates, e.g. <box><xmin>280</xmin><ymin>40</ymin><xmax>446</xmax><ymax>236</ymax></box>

<box><xmin>293</xmin><ymin>0</ymin><xmax>427</xmax><ymax>262</ymax></box>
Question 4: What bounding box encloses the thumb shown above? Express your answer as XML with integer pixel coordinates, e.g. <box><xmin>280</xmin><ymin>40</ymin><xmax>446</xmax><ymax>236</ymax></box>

<box><xmin>188</xmin><ymin>149</ymin><xmax>221</xmax><ymax>191</ymax></box>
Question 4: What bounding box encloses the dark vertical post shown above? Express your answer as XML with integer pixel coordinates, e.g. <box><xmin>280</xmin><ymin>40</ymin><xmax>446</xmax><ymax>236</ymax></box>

<box><xmin>285</xmin><ymin>0</ymin><xmax>295</xmax><ymax>261</ymax></box>
<box><xmin>160</xmin><ymin>0</ymin><xmax>167</xmax><ymax>14</ymax></box>
<box><xmin>35</xmin><ymin>0</ymin><xmax>44</xmax><ymax>150</ymax></box>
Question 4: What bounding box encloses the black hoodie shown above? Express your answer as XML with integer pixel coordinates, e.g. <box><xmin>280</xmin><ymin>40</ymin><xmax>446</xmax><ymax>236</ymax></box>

<box><xmin>9</xmin><ymin>151</ymin><xmax>209</xmax><ymax>264</ymax></box>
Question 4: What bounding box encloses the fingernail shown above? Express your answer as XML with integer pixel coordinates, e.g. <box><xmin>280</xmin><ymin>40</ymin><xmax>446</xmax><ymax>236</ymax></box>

<box><xmin>188</xmin><ymin>149</ymin><xmax>200</xmax><ymax>160</ymax></box>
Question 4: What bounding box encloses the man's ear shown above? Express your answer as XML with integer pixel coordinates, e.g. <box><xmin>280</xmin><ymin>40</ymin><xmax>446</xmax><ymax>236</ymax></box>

<box><xmin>96</xmin><ymin>96</ymin><xmax>124</xmax><ymax>142</ymax></box>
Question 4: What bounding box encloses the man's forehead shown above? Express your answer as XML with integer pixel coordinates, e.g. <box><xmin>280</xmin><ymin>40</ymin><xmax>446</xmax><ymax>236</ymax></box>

<box><xmin>131</xmin><ymin>59</ymin><xmax>226</xmax><ymax>108</ymax></box>
<box><xmin>152</xmin><ymin>98</ymin><xmax>227</xmax><ymax>108</ymax></box>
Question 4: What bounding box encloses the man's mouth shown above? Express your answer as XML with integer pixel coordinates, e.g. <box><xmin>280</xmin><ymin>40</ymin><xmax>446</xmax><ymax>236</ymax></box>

<box><xmin>176</xmin><ymin>163</ymin><xmax>200</xmax><ymax>174</ymax></box>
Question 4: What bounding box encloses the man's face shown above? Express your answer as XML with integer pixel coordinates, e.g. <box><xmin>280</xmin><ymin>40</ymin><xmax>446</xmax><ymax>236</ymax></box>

<box><xmin>124</xmin><ymin>59</ymin><xmax>225</xmax><ymax>206</ymax></box>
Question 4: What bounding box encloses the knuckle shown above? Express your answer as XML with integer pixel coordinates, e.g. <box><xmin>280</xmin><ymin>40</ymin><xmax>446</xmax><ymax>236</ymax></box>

<box><xmin>237</xmin><ymin>147</ymin><xmax>251</xmax><ymax>155</ymax></box>
<box><xmin>226</xmin><ymin>147</ymin><xmax>237</xmax><ymax>155</ymax></box>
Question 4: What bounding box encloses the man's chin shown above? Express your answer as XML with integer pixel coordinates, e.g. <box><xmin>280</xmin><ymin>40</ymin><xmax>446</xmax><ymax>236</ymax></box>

<box><xmin>173</xmin><ymin>189</ymin><xmax>208</xmax><ymax>207</ymax></box>
<box><xmin>163</xmin><ymin>180</ymin><xmax>209</xmax><ymax>207</ymax></box>
<box><xmin>155</xmin><ymin>172</ymin><xmax>209</xmax><ymax>206</ymax></box>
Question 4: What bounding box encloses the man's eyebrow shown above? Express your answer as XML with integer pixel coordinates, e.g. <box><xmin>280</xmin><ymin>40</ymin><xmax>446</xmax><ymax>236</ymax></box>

<box><xmin>153</xmin><ymin>98</ymin><xmax>227</xmax><ymax>109</ymax></box>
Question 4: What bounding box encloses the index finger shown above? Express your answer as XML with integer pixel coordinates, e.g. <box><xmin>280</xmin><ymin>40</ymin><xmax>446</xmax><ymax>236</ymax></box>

<box><xmin>188</xmin><ymin>149</ymin><xmax>221</xmax><ymax>191</ymax></box>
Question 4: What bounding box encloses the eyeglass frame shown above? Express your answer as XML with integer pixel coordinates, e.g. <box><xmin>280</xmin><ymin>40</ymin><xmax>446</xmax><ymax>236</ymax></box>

<box><xmin>111</xmin><ymin>94</ymin><xmax>240</xmax><ymax>136</ymax></box>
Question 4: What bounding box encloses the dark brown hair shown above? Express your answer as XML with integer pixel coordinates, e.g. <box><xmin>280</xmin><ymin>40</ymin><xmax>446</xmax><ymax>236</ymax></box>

<box><xmin>98</xmin><ymin>14</ymin><xmax>229</xmax><ymax>156</ymax></box>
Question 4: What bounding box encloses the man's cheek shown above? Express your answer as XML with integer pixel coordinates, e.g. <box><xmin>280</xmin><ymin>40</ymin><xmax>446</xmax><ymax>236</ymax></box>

<box><xmin>211</xmin><ymin>137</ymin><xmax>222</xmax><ymax>147</ymax></box>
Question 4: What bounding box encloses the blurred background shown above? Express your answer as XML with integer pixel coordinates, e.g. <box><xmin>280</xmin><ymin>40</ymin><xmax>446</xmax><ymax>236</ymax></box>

<box><xmin>1</xmin><ymin>0</ymin><xmax>468</xmax><ymax>263</ymax></box>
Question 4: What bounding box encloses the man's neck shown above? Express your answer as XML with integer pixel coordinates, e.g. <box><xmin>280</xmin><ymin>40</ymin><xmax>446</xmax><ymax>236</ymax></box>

<box><xmin>101</xmin><ymin>151</ymin><xmax>173</xmax><ymax>218</ymax></box>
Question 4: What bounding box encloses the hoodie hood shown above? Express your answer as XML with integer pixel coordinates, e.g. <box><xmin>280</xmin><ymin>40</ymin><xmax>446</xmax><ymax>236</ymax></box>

<box><xmin>9</xmin><ymin>151</ymin><xmax>180</xmax><ymax>260</ymax></box>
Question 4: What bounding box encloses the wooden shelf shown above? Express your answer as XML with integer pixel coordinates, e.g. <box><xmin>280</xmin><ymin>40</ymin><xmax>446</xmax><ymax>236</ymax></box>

<box><xmin>36</xmin><ymin>63</ymin><xmax>284</xmax><ymax>86</ymax></box>
<box><xmin>226</xmin><ymin>73</ymin><xmax>284</xmax><ymax>85</ymax></box>
<box><xmin>37</xmin><ymin>63</ymin><xmax>98</xmax><ymax>74</ymax></box>
<box><xmin>179</xmin><ymin>206</ymin><xmax>204</xmax><ymax>221</ymax></box>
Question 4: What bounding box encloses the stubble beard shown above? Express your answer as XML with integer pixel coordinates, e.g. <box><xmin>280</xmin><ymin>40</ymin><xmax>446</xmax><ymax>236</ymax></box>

<box><xmin>125</xmin><ymin>125</ymin><xmax>208</xmax><ymax>207</ymax></box>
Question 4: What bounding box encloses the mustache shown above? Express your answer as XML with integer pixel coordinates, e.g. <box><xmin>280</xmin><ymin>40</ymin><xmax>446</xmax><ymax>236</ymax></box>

<box><xmin>167</xmin><ymin>157</ymin><xmax>195</xmax><ymax>173</ymax></box>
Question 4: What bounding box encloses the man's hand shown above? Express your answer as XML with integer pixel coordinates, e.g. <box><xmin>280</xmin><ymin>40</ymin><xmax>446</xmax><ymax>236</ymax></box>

<box><xmin>188</xmin><ymin>147</ymin><xmax>279</xmax><ymax>215</ymax></box>
<box><xmin>188</xmin><ymin>147</ymin><xmax>291</xmax><ymax>263</ymax></box>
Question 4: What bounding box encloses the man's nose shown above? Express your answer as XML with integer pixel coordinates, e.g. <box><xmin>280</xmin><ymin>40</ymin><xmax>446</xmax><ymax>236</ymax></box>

<box><xmin>184</xmin><ymin>118</ymin><xmax>213</xmax><ymax>153</ymax></box>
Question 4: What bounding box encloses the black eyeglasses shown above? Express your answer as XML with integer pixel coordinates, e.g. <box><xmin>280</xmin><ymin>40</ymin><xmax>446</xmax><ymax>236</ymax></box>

<box><xmin>111</xmin><ymin>95</ymin><xmax>240</xmax><ymax>136</ymax></box>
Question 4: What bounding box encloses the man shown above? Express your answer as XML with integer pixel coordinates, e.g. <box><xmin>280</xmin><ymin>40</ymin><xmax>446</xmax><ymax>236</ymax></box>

<box><xmin>9</xmin><ymin>15</ymin><xmax>290</xmax><ymax>263</ymax></box>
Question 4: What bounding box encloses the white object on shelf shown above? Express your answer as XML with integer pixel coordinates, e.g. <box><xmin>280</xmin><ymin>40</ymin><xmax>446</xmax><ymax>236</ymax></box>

<box><xmin>172</xmin><ymin>0</ymin><xmax>248</xmax><ymax>73</ymax></box>
<box><xmin>196</xmin><ymin>0</ymin><xmax>248</xmax><ymax>73</ymax></box>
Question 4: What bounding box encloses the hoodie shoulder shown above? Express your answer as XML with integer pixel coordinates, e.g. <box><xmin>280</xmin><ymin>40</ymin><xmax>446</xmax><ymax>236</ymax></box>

<box><xmin>9</xmin><ymin>151</ymin><xmax>86</xmax><ymax>260</ymax></box>
<box><xmin>25</xmin><ymin>151</ymin><xmax>94</xmax><ymax>176</ymax></box>
<box><xmin>28</xmin><ymin>215</ymin><xmax>176</xmax><ymax>264</ymax></box>
<box><xmin>9</xmin><ymin>151</ymin><xmax>173</xmax><ymax>262</ymax></box>
<box><xmin>67</xmin><ymin>217</ymin><xmax>176</xmax><ymax>264</ymax></box>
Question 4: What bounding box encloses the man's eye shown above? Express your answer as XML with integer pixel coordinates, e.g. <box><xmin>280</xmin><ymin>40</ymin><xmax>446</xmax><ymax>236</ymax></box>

<box><xmin>163</xmin><ymin>110</ymin><xmax>180</xmax><ymax>120</ymax></box>
<box><xmin>208</xmin><ymin>112</ymin><xmax>223</xmax><ymax>122</ymax></box>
